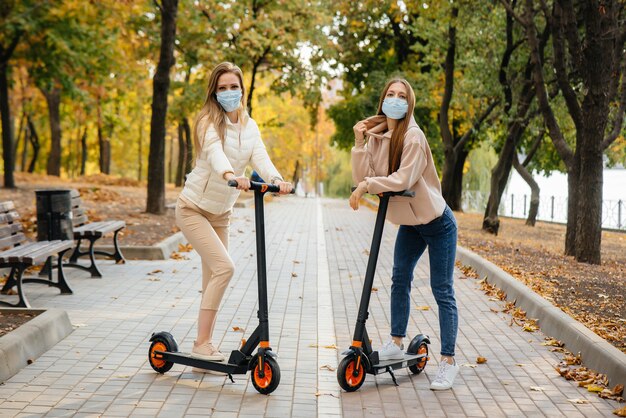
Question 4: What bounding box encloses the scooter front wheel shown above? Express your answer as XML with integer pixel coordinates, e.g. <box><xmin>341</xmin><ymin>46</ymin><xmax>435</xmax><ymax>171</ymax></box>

<box><xmin>251</xmin><ymin>356</ymin><xmax>281</xmax><ymax>395</ymax></box>
<box><xmin>337</xmin><ymin>355</ymin><xmax>366</xmax><ymax>392</ymax></box>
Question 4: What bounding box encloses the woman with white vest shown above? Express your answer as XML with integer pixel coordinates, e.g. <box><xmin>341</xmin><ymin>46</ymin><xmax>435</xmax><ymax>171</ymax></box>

<box><xmin>176</xmin><ymin>62</ymin><xmax>292</xmax><ymax>366</ymax></box>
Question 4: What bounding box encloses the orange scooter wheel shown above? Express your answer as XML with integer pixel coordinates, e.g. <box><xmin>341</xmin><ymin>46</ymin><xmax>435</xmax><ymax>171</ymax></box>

<box><xmin>337</xmin><ymin>355</ymin><xmax>366</xmax><ymax>392</ymax></box>
<box><xmin>251</xmin><ymin>356</ymin><xmax>281</xmax><ymax>395</ymax></box>
<box><xmin>149</xmin><ymin>339</ymin><xmax>174</xmax><ymax>373</ymax></box>
<box><xmin>409</xmin><ymin>343</ymin><xmax>429</xmax><ymax>375</ymax></box>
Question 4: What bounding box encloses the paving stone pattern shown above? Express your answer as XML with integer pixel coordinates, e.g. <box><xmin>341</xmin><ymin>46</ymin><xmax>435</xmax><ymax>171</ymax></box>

<box><xmin>0</xmin><ymin>197</ymin><xmax>619</xmax><ymax>417</ymax></box>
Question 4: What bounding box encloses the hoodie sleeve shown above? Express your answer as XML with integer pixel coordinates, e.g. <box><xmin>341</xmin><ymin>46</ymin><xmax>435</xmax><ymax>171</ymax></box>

<box><xmin>364</xmin><ymin>133</ymin><xmax>428</xmax><ymax>194</ymax></box>
<box><xmin>351</xmin><ymin>144</ymin><xmax>376</xmax><ymax>184</ymax></box>
<box><xmin>203</xmin><ymin>126</ymin><xmax>235</xmax><ymax>178</ymax></box>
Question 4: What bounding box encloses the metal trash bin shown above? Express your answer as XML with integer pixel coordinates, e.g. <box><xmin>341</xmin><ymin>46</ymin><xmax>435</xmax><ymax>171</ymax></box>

<box><xmin>35</xmin><ymin>189</ymin><xmax>74</xmax><ymax>241</ymax></box>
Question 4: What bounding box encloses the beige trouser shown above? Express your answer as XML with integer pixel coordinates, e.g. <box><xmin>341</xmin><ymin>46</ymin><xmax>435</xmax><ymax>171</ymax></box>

<box><xmin>175</xmin><ymin>196</ymin><xmax>234</xmax><ymax>310</ymax></box>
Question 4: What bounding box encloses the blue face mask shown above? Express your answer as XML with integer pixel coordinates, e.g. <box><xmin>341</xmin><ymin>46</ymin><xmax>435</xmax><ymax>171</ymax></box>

<box><xmin>216</xmin><ymin>89</ymin><xmax>242</xmax><ymax>112</ymax></box>
<box><xmin>382</xmin><ymin>97</ymin><xmax>408</xmax><ymax>120</ymax></box>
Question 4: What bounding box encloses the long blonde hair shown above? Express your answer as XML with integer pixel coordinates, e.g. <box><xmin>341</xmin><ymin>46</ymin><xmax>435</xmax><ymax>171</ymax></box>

<box><xmin>375</xmin><ymin>78</ymin><xmax>416</xmax><ymax>174</ymax></box>
<box><xmin>193</xmin><ymin>62</ymin><xmax>247</xmax><ymax>156</ymax></box>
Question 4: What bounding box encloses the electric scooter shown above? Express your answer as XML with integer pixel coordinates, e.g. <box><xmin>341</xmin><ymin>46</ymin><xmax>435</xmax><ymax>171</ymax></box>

<box><xmin>337</xmin><ymin>189</ymin><xmax>431</xmax><ymax>392</ymax></box>
<box><xmin>148</xmin><ymin>180</ymin><xmax>293</xmax><ymax>395</ymax></box>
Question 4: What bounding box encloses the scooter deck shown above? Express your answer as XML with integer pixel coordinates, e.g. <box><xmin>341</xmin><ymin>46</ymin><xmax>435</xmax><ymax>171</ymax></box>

<box><xmin>371</xmin><ymin>353</ymin><xmax>428</xmax><ymax>375</ymax></box>
<box><xmin>154</xmin><ymin>351</ymin><xmax>249</xmax><ymax>374</ymax></box>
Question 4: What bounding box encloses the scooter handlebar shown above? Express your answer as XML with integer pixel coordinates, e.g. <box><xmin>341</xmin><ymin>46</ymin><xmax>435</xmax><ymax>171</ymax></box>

<box><xmin>351</xmin><ymin>186</ymin><xmax>415</xmax><ymax>198</ymax></box>
<box><xmin>228</xmin><ymin>179</ymin><xmax>296</xmax><ymax>194</ymax></box>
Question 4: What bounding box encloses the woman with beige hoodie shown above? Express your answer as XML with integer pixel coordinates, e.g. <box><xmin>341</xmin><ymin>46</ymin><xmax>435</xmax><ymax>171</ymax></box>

<box><xmin>176</xmin><ymin>62</ymin><xmax>292</xmax><ymax>368</ymax></box>
<box><xmin>350</xmin><ymin>78</ymin><xmax>459</xmax><ymax>390</ymax></box>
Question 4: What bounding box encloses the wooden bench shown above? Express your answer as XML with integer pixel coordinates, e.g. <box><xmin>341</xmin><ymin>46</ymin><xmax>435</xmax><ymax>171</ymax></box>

<box><xmin>0</xmin><ymin>201</ymin><xmax>75</xmax><ymax>308</ymax></box>
<box><xmin>63</xmin><ymin>189</ymin><xmax>126</xmax><ymax>278</ymax></box>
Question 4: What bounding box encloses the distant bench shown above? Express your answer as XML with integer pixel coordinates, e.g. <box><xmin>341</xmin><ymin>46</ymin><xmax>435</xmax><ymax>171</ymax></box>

<box><xmin>0</xmin><ymin>201</ymin><xmax>74</xmax><ymax>308</ymax></box>
<box><xmin>63</xmin><ymin>189</ymin><xmax>126</xmax><ymax>277</ymax></box>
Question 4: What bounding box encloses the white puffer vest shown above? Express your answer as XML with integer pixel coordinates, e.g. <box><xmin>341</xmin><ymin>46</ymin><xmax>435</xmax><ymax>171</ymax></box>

<box><xmin>180</xmin><ymin>115</ymin><xmax>282</xmax><ymax>215</ymax></box>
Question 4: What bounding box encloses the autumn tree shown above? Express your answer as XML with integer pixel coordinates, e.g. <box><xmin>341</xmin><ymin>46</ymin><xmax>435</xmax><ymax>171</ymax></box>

<box><xmin>508</xmin><ymin>0</ymin><xmax>626</xmax><ymax>264</ymax></box>
<box><xmin>146</xmin><ymin>0</ymin><xmax>178</xmax><ymax>214</ymax></box>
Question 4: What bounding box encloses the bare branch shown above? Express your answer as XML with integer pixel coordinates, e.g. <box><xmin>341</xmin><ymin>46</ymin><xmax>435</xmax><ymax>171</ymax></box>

<box><xmin>454</xmin><ymin>99</ymin><xmax>501</xmax><ymax>153</ymax></box>
<box><xmin>499</xmin><ymin>0</ymin><xmax>527</xmax><ymax>26</ymax></box>
<box><xmin>522</xmin><ymin>129</ymin><xmax>545</xmax><ymax>166</ymax></box>
<box><xmin>603</xmin><ymin>59</ymin><xmax>626</xmax><ymax>149</ymax></box>
<box><xmin>524</xmin><ymin>0</ymin><xmax>573</xmax><ymax>167</ymax></box>
<box><xmin>439</xmin><ymin>7</ymin><xmax>458</xmax><ymax>151</ymax></box>
<box><xmin>560</xmin><ymin>0</ymin><xmax>583</xmax><ymax>74</ymax></box>
<box><xmin>551</xmin><ymin>1</ymin><xmax>583</xmax><ymax>129</ymax></box>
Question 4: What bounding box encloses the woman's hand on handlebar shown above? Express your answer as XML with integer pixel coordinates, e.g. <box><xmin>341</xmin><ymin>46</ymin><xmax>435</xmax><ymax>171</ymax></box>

<box><xmin>349</xmin><ymin>181</ymin><xmax>368</xmax><ymax>211</ymax></box>
<box><xmin>225</xmin><ymin>173</ymin><xmax>251</xmax><ymax>191</ymax></box>
<box><xmin>275</xmin><ymin>181</ymin><xmax>293</xmax><ymax>195</ymax></box>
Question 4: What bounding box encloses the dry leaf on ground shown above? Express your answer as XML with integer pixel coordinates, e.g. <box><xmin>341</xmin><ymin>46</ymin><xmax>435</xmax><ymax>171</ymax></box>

<box><xmin>476</xmin><ymin>356</ymin><xmax>487</xmax><ymax>364</ymax></box>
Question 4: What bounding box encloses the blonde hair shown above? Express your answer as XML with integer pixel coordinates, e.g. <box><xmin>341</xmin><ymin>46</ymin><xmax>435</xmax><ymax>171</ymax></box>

<box><xmin>375</xmin><ymin>78</ymin><xmax>416</xmax><ymax>174</ymax></box>
<box><xmin>193</xmin><ymin>62</ymin><xmax>247</xmax><ymax>156</ymax></box>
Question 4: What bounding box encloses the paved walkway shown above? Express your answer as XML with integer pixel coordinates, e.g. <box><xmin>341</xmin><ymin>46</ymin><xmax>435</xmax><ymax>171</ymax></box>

<box><xmin>0</xmin><ymin>197</ymin><xmax>620</xmax><ymax>417</ymax></box>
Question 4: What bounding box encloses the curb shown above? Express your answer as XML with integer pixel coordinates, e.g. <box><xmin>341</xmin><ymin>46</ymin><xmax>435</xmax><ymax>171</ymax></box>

<box><xmin>94</xmin><ymin>231</ymin><xmax>188</xmax><ymax>261</ymax></box>
<box><xmin>0</xmin><ymin>308</ymin><xmax>73</xmax><ymax>383</ymax></box>
<box><xmin>456</xmin><ymin>246</ymin><xmax>626</xmax><ymax>386</ymax></box>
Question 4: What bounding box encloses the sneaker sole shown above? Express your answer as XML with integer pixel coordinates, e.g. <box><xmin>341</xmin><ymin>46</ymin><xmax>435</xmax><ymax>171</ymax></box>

<box><xmin>190</xmin><ymin>353</ymin><xmax>226</xmax><ymax>362</ymax></box>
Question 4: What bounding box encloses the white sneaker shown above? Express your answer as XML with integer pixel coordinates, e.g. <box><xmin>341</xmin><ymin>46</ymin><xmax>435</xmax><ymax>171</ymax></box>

<box><xmin>378</xmin><ymin>340</ymin><xmax>404</xmax><ymax>361</ymax></box>
<box><xmin>430</xmin><ymin>360</ymin><xmax>459</xmax><ymax>390</ymax></box>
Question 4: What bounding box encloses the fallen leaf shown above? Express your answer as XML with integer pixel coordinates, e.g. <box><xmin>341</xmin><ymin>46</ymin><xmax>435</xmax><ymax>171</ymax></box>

<box><xmin>587</xmin><ymin>384</ymin><xmax>604</xmax><ymax>393</ymax></box>
<box><xmin>232</xmin><ymin>326</ymin><xmax>245</xmax><ymax>332</ymax></box>
<box><xmin>530</xmin><ymin>386</ymin><xmax>545</xmax><ymax>392</ymax></box>
<box><xmin>291</xmin><ymin>273</ymin><xmax>298</xmax><ymax>278</ymax></box>
<box><xmin>567</xmin><ymin>398</ymin><xmax>590</xmax><ymax>404</ymax></box>
<box><xmin>415</xmin><ymin>306</ymin><xmax>430</xmax><ymax>311</ymax></box>
<box><xmin>461</xmin><ymin>363</ymin><xmax>477</xmax><ymax>368</ymax></box>
<box><xmin>612</xmin><ymin>384</ymin><xmax>624</xmax><ymax>396</ymax></box>
<box><xmin>319</xmin><ymin>365</ymin><xmax>336</xmax><ymax>371</ymax></box>
<box><xmin>516</xmin><ymin>363</ymin><xmax>526</xmax><ymax>367</ymax></box>
<box><xmin>522</xmin><ymin>322</ymin><xmax>539</xmax><ymax>332</ymax></box>
<box><xmin>149</xmin><ymin>269</ymin><xmax>163</xmax><ymax>275</ymax></box>
<box><xmin>541</xmin><ymin>338</ymin><xmax>563</xmax><ymax>347</ymax></box>
<box><xmin>614</xmin><ymin>406</ymin><xmax>626</xmax><ymax>417</ymax></box>
<box><xmin>315</xmin><ymin>392</ymin><xmax>339</xmax><ymax>398</ymax></box>
<box><xmin>476</xmin><ymin>356</ymin><xmax>487</xmax><ymax>364</ymax></box>
<box><xmin>371</xmin><ymin>287</ymin><xmax>378</xmax><ymax>292</ymax></box>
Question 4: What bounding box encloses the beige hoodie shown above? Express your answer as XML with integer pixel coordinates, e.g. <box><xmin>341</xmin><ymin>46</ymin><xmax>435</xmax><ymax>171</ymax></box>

<box><xmin>351</xmin><ymin>115</ymin><xmax>447</xmax><ymax>225</ymax></box>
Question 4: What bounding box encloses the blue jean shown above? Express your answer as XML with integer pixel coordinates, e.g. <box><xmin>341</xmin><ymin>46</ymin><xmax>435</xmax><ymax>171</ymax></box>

<box><xmin>390</xmin><ymin>206</ymin><xmax>458</xmax><ymax>357</ymax></box>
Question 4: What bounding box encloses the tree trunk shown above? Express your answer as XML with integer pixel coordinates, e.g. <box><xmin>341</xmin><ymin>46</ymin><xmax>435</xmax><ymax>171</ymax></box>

<box><xmin>21</xmin><ymin>118</ymin><xmax>29</xmax><ymax>172</ymax></box>
<box><xmin>513</xmin><ymin>154</ymin><xmax>540</xmax><ymax>226</ymax></box>
<box><xmin>43</xmin><ymin>87</ymin><xmax>62</xmax><ymax>176</ymax></box>
<box><xmin>440</xmin><ymin>149</ymin><xmax>456</xmax><ymax>207</ymax></box>
<box><xmin>482</xmin><ymin>119</ymin><xmax>528</xmax><ymax>234</ymax></box>
<box><xmin>449</xmin><ymin>148</ymin><xmax>468</xmax><ymax>211</ymax></box>
<box><xmin>175</xmin><ymin>120</ymin><xmax>185</xmax><ymax>187</ymax></box>
<box><xmin>292</xmin><ymin>159</ymin><xmax>300</xmax><ymax>189</ymax></box>
<box><xmin>564</xmin><ymin>153</ymin><xmax>580</xmax><ymax>256</ymax></box>
<box><xmin>183</xmin><ymin>117</ymin><xmax>192</xmax><ymax>176</ymax></box>
<box><xmin>80</xmin><ymin>126</ymin><xmax>87</xmax><ymax>176</ymax></box>
<box><xmin>0</xmin><ymin>34</ymin><xmax>21</xmax><ymax>188</ymax></box>
<box><xmin>97</xmin><ymin>98</ymin><xmax>111</xmax><ymax>174</ymax></box>
<box><xmin>13</xmin><ymin>109</ymin><xmax>25</xmax><ymax>167</ymax></box>
<box><xmin>168</xmin><ymin>132</ymin><xmax>174</xmax><ymax>184</ymax></box>
<box><xmin>146</xmin><ymin>0</ymin><xmax>178</xmax><ymax>214</ymax></box>
<box><xmin>27</xmin><ymin>115</ymin><xmax>40</xmax><ymax>173</ymax></box>
<box><xmin>0</xmin><ymin>62</ymin><xmax>16</xmax><ymax>188</ymax></box>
